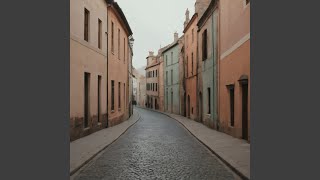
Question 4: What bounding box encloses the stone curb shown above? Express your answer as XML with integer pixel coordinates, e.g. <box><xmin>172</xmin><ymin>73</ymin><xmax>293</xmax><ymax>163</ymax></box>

<box><xmin>137</xmin><ymin>107</ymin><xmax>249</xmax><ymax>180</ymax></box>
<box><xmin>70</xmin><ymin>110</ymin><xmax>141</xmax><ymax>176</ymax></box>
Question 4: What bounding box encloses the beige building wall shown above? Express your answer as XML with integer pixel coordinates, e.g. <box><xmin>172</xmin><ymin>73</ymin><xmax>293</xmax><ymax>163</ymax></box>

<box><xmin>70</xmin><ymin>0</ymin><xmax>108</xmax><ymax>141</ymax></box>
<box><xmin>158</xmin><ymin>59</ymin><xmax>165</xmax><ymax>112</ymax></box>
<box><xmin>107</xmin><ymin>4</ymin><xmax>131</xmax><ymax>127</ymax></box>
<box><xmin>138</xmin><ymin>75</ymin><xmax>146</xmax><ymax>107</ymax></box>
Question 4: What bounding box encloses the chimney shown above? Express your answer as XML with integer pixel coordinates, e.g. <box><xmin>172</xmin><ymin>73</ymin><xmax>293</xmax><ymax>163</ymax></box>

<box><xmin>149</xmin><ymin>51</ymin><xmax>154</xmax><ymax>57</ymax></box>
<box><xmin>195</xmin><ymin>0</ymin><xmax>210</xmax><ymax>18</ymax></box>
<box><xmin>174</xmin><ymin>32</ymin><xmax>179</xmax><ymax>42</ymax></box>
<box><xmin>184</xmin><ymin>9</ymin><xmax>190</xmax><ymax>28</ymax></box>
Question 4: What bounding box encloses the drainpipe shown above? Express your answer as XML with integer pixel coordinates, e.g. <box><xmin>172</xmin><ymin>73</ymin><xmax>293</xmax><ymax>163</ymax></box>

<box><xmin>105</xmin><ymin>5</ymin><xmax>109</xmax><ymax>128</ymax></box>
<box><xmin>217</xmin><ymin>1</ymin><xmax>221</xmax><ymax>131</ymax></box>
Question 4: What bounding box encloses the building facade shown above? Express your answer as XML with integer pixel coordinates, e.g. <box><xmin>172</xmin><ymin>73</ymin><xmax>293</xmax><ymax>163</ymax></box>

<box><xmin>219</xmin><ymin>0</ymin><xmax>250</xmax><ymax>141</ymax></box>
<box><xmin>197</xmin><ymin>0</ymin><xmax>219</xmax><ymax>129</ymax></box>
<box><xmin>107</xmin><ymin>0</ymin><xmax>133</xmax><ymax>127</ymax></box>
<box><xmin>138</xmin><ymin>74</ymin><xmax>146</xmax><ymax>107</ymax></box>
<box><xmin>163</xmin><ymin>33</ymin><xmax>181</xmax><ymax>114</ymax></box>
<box><xmin>145</xmin><ymin>52</ymin><xmax>160</xmax><ymax>110</ymax></box>
<box><xmin>70</xmin><ymin>0</ymin><xmax>109</xmax><ymax>141</ymax></box>
<box><xmin>178</xmin><ymin>35</ymin><xmax>186</xmax><ymax>116</ymax></box>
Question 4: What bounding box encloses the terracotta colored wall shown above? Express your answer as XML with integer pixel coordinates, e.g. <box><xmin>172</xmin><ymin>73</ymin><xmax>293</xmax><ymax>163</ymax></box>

<box><xmin>70</xmin><ymin>0</ymin><xmax>108</xmax><ymax>141</ymax></box>
<box><xmin>107</xmin><ymin>7</ymin><xmax>130</xmax><ymax>127</ymax></box>
<box><xmin>219</xmin><ymin>0</ymin><xmax>250</xmax><ymax>140</ymax></box>
<box><xmin>184</xmin><ymin>16</ymin><xmax>199</xmax><ymax>121</ymax></box>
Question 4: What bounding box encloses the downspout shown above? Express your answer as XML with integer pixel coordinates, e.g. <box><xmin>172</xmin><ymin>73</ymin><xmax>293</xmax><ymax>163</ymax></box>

<box><xmin>217</xmin><ymin>0</ymin><xmax>221</xmax><ymax>131</ymax></box>
<box><xmin>105</xmin><ymin>14</ymin><xmax>109</xmax><ymax>128</ymax></box>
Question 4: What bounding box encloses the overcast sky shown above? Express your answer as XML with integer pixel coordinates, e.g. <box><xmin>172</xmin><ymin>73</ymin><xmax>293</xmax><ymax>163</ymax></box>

<box><xmin>116</xmin><ymin>0</ymin><xmax>196</xmax><ymax>69</ymax></box>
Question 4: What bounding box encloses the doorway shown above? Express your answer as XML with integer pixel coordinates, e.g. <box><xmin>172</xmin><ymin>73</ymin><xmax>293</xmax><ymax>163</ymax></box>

<box><xmin>199</xmin><ymin>92</ymin><xmax>202</xmax><ymax>122</ymax></box>
<box><xmin>241</xmin><ymin>82</ymin><xmax>249</xmax><ymax>140</ymax></box>
<box><xmin>184</xmin><ymin>93</ymin><xmax>186</xmax><ymax>117</ymax></box>
<box><xmin>187</xmin><ymin>95</ymin><xmax>190</xmax><ymax>118</ymax></box>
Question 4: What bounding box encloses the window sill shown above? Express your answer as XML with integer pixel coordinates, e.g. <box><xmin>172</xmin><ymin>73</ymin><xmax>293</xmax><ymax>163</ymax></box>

<box><xmin>111</xmin><ymin>110</ymin><xmax>115</xmax><ymax>113</ymax></box>
<box><xmin>97</xmin><ymin>122</ymin><xmax>102</xmax><ymax>126</ymax></box>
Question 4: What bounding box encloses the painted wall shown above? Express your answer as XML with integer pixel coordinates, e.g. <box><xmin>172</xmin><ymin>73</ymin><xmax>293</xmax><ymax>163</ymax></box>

<box><xmin>145</xmin><ymin>54</ymin><xmax>160</xmax><ymax>109</ymax></box>
<box><xmin>184</xmin><ymin>15</ymin><xmax>199</xmax><ymax>121</ymax></box>
<box><xmin>107</xmin><ymin>5</ymin><xmax>130</xmax><ymax>127</ymax></box>
<box><xmin>163</xmin><ymin>44</ymin><xmax>180</xmax><ymax>114</ymax></box>
<box><xmin>198</xmin><ymin>7</ymin><xmax>219</xmax><ymax>129</ymax></box>
<box><xmin>70</xmin><ymin>0</ymin><xmax>108</xmax><ymax>141</ymax></box>
<box><xmin>219</xmin><ymin>0</ymin><xmax>250</xmax><ymax>141</ymax></box>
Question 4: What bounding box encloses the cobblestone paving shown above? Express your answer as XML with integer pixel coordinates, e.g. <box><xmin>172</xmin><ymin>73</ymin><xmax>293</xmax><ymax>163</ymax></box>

<box><xmin>72</xmin><ymin>108</ymin><xmax>241</xmax><ymax>180</ymax></box>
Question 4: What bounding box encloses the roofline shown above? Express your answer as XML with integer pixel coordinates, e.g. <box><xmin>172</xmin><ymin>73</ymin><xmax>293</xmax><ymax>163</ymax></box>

<box><xmin>107</xmin><ymin>1</ymin><xmax>133</xmax><ymax>36</ymax></box>
<box><xmin>162</xmin><ymin>41</ymin><xmax>179</xmax><ymax>54</ymax></box>
<box><xmin>183</xmin><ymin>13</ymin><xmax>198</xmax><ymax>33</ymax></box>
<box><xmin>145</xmin><ymin>62</ymin><xmax>160</xmax><ymax>70</ymax></box>
<box><xmin>197</xmin><ymin>0</ymin><xmax>218</xmax><ymax>29</ymax></box>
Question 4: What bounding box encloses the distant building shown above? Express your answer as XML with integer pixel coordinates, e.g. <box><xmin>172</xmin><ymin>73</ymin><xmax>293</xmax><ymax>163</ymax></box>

<box><xmin>163</xmin><ymin>33</ymin><xmax>181</xmax><ymax>114</ymax></box>
<box><xmin>145</xmin><ymin>51</ymin><xmax>160</xmax><ymax>110</ymax></box>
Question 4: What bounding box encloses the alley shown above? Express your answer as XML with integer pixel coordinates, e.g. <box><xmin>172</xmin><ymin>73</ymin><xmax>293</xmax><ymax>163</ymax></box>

<box><xmin>72</xmin><ymin>108</ymin><xmax>241</xmax><ymax>180</ymax></box>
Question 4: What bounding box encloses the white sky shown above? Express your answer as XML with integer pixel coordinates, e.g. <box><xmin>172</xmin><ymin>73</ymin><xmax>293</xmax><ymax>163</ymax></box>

<box><xmin>116</xmin><ymin>0</ymin><xmax>196</xmax><ymax>69</ymax></box>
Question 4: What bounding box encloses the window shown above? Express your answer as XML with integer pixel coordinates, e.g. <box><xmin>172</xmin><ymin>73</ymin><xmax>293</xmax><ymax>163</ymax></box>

<box><xmin>111</xmin><ymin>21</ymin><xmax>114</xmax><ymax>53</ymax></box>
<box><xmin>111</xmin><ymin>80</ymin><xmax>115</xmax><ymax>111</ymax></box>
<box><xmin>124</xmin><ymin>38</ymin><xmax>126</xmax><ymax>63</ymax></box>
<box><xmin>84</xmin><ymin>72</ymin><xmax>90</xmax><ymax>128</ymax></box>
<box><xmin>186</xmin><ymin>35</ymin><xmax>188</xmax><ymax>48</ymax></box>
<box><xmin>186</xmin><ymin>56</ymin><xmax>189</xmax><ymax>77</ymax></box>
<box><xmin>246</xmin><ymin>0</ymin><xmax>250</xmax><ymax>5</ymax></box>
<box><xmin>166</xmin><ymin>55</ymin><xmax>168</xmax><ymax>66</ymax></box>
<box><xmin>84</xmin><ymin>8</ymin><xmax>90</xmax><ymax>42</ymax></box>
<box><xmin>171</xmin><ymin>89</ymin><xmax>173</xmax><ymax>112</ymax></box>
<box><xmin>98</xmin><ymin>75</ymin><xmax>101</xmax><ymax>122</ymax></box>
<box><xmin>192</xmin><ymin>52</ymin><xmax>194</xmax><ymax>75</ymax></box>
<box><xmin>171</xmin><ymin>69</ymin><xmax>173</xmax><ymax>85</ymax></box>
<box><xmin>156</xmin><ymin>83</ymin><xmax>158</xmax><ymax>91</ymax></box>
<box><xmin>118</xmin><ymin>29</ymin><xmax>120</xmax><ymax>59</ymax></box>
<box><xmin>98</xmin><ymin>19</ymin><xmax>102</xmax><ymax>49</ymax></box>
<box><xmin>153</xmin><ymin>70</ymin><xmax>154</xmax><ymax>77</ymax></box>
<box><xmin>166</xmin><ymin>71</ymin><xmax>168</xmax><ymax>85</ymax></box>
<box><xmin>156</xmin><ymin>70</ymin><xmax>158</xmax><ymax>77</ymax></box>
<box><xmin>202</xmin><ymin>29</ymin><xmax>208</xmax><ymax>60</ymax></box>
<box><xmin>153</xmin><ymin>83</ymin><xmax>154</xmax><ymax>91</ymax></box>
<box><xmin>208</xmin><ymin>88</ymin><xmax>211</xmax><ymax>114</ymax></box>
<box><xmin>118</xmin><ymin>82</ymin><xmax>121</xmax><ymax>109</ymax></box>
<box><xmin>166</xmin><ymin>89</ymin><xmax>168</xmax><ymax>110</ymax></box>
<box><xmin>171</xmin><ymin>52</ymin><xmax>173</xmax><ymax>64</ymax></box>
<box><xmin>228</xmin><ymin>85</ymin><xmax>235</xmax><ymax>127</ymax></box>
<box><xmin>192</xmin><ymin>29</ymin><xmax>194</xmax><ymax>43</ymax></box>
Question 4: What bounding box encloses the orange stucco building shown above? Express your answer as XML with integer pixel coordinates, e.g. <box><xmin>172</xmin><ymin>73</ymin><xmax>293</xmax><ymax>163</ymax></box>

<box><xmin>218</xmin><ymin>0</ymin><xmax>250</xmax><ymax>141</ymax></box>
<box><xmin>183</xmin><ymin>0</ymin><xmax>210</xmax><ymax>121</ymax></box>
<box><xmin>107</xmin><ymin>0</ymin><xmax>133</xmax><ymax>127</ymax></box>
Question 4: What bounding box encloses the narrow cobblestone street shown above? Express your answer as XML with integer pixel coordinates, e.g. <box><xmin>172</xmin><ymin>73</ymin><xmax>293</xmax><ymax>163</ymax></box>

<box><xmin>72</xmin><ymin>108</ymin><xmax>241</xmax><ymax>180</ymax></box>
